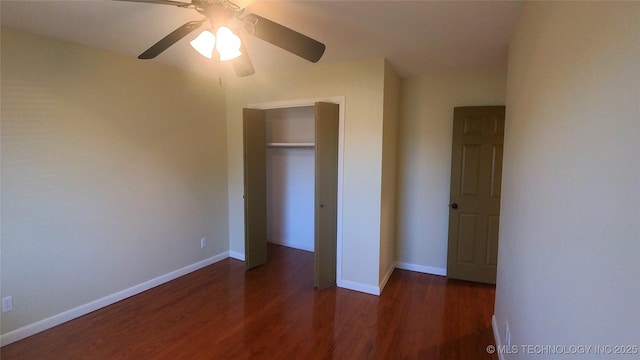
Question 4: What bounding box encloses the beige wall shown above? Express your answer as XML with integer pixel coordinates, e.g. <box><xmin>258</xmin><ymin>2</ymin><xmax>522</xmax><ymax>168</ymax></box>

<box><xmin>494</xmin><ymin>2</ymin><xmax>639</xmax><ymax>356</ymax></box>
<box><xmin>1</xmin><ymin>29</ymin><xmax>228</xmax><ymax>336</ymax></box>
<box><xmin>225</xmin><ymin>59</ymin><xmax>387</xmax><ymax>290</ymax></box>
<box><xmin>396</xmin><ymin>71</ymin><xmax>507</xmax><ymax>273</ymax></box>
<box><xmin>379</xmin><ymin>61</ymin><xmax>400</xmax><ymax>285</ymax></box>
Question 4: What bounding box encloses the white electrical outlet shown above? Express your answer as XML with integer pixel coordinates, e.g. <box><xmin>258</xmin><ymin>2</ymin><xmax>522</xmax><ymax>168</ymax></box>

<box><xmin>505</xmin><ymin>321</ymin><xmax>511</xmax><ymax>347</ymax></box>
<box><xmin>200</xmin><ymin>237</ymin><xmax>206</xmax><ymax>248</ymax></box>
<box><xmin>2</xmin><ymin>296</ymin><xmax>13</xmax><ymax>313</ymax></box>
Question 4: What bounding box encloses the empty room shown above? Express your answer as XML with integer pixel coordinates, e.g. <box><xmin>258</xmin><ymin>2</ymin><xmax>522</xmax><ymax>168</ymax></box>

<box><xmin>1</xmin><ymin>1</ymin><xmax>638</xmax><ymax>359</ymax></box>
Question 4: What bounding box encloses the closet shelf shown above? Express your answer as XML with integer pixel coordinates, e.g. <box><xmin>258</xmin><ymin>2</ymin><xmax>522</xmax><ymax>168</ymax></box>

<box><xmin>267</xmin><ymin>142</ymin><xmax>315</xmax><ymax>148</ymax></box>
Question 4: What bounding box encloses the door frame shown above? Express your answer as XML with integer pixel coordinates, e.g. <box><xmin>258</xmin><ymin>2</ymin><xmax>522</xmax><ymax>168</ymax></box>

<box><xmin>245</xmin><ymin>96</ymin><xmax>345</xmax><ymax>286</ymax></box>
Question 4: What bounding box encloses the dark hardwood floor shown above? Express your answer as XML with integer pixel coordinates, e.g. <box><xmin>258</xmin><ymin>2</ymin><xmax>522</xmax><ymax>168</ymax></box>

<box><xmin>1</xmin><ymin>244</ymin><xmax>497</xmax><ymax>359</ymax></box>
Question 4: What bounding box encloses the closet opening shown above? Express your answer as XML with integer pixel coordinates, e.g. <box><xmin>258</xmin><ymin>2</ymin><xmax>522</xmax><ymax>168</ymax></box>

<box><xmin>243</xmin><ymin>102</ymin><xmax>339</xmax><ymax>289</ymax></box>
<box><xmin>266</xmin><ymin>106</ymin><xmax>316</xmax><ymax>253</ymax></box>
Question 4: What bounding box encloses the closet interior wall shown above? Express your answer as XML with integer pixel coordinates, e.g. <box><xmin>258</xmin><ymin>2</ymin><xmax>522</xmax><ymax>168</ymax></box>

<box><xmin>265</xmin><ymin>106</ymin><xmax>316</xmax><ymax>252</ymax></box>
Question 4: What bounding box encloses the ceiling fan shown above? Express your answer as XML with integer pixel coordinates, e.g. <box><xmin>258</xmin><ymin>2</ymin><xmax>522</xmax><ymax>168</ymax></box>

<box><xmin>115</xmin><ymin>0</ymin><xmax>326</xmax><ymax>77</ymax></box>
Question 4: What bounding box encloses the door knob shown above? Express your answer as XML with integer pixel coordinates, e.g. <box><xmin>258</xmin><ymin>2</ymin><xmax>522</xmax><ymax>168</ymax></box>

<box><xmin>451</xmin><ymin>203</ymin><xmax>458</xmax><ymax>209</ymax></box>
<box><xmin>319</xmin><ymin>204</ymin><xmax>325</xmax><ymax>208</ymax></box>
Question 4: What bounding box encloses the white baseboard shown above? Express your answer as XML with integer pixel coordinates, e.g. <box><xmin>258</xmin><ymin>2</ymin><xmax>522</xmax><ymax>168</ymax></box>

<box><xmin>0</xmin><ymin>252</ymin><xmax>229</xmax><ymax>346</ymax></box>
<box><xmin>268</xmin><ymin>239</ymin><xmax>314</xmax><ymax>252</ymax></box>
<box><xmin>337</xmin><ymin>279</ymin><xmax>381</xmax><ymax>296</ymax></box>
<box><xmin>379</xmin><ymin>263</ymin><xmax>396</xmax><ymax>294</ymax></box>
<box><xmin>492</xmin><ymin>315</ymin><xmax>506</xmax><ymax>360</ymax></box>
<box><xmin>336</xmin><ymin>262</ymin><xmax>447</xmax><ymax>297</ymax></box>
<box><xmin>395</xmin><ymin>261</ymin><xmax>446</xmax><ymax>277</ymax></box>
<box><xmin>229</xmin><ymin>251</ymin><xmax>245</xmax><ymax>261</ymax></box>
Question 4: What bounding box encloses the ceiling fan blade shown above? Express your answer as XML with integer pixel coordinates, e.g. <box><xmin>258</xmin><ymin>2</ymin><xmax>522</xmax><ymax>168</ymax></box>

<box><xmin>243</xmin><ymin>14</ymin><xmax>325</xmax><ymax>63</ymax></box>
<box><xmin>113</xmin><ymin>0</ymin><xmax>192</xmax><ymax>8</ymax></box>
<box><xmin>138</xmin><ymin>20</ymin><xmax>203</xmax><ymax>59</ymax></box>
<box><xmin>231</xmin><ymin>39</ymin><xmax>255</xmax><ymax>77</ymax></box>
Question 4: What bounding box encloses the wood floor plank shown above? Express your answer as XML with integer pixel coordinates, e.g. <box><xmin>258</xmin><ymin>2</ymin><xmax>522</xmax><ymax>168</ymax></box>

<box><xmin>1</xmin><ymin>244</ymin><xmax>497</xmax><ymax>359</ymax></box>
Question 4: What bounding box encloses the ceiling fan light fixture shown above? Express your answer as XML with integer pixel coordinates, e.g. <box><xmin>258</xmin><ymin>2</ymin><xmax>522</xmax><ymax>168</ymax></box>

<box><xmin>215</xmin><ymin>26</ymin><xmax>242</xmax><ymax>61</ymax></box>
<box><xmin>190</xmin><ymin>30</ymin><xmax>216</xmax><ymax>59</ymax></box>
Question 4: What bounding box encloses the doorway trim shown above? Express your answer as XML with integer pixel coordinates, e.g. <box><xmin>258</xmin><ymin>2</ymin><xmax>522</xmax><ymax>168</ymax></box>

<box><xmin>246</xmin><ymin>96</ymin><xmax>346</xmax><ymax>288</ymax></box>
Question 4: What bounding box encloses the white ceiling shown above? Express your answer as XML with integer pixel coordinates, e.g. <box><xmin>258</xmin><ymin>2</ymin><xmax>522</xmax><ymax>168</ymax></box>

<box><xmin>0</xmin><ymin>0</ymin><xmax>523</xmax><ymax>79</ymax></box>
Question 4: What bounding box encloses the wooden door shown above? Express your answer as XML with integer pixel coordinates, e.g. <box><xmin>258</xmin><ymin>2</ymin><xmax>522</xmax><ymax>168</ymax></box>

<box><xmin>243</xmin><ymin>108</ymin><xmax>268</xmax><ymax>269</ymax></box>
<box><xmin>447</xmin><ymin>106</ymin><xmax>505</xmax><ymax>284</ymax></box>
<box><xmin>314</xmin><ymin>102</ymin><xmax>339</xmax><ymax>288</ymax></box>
